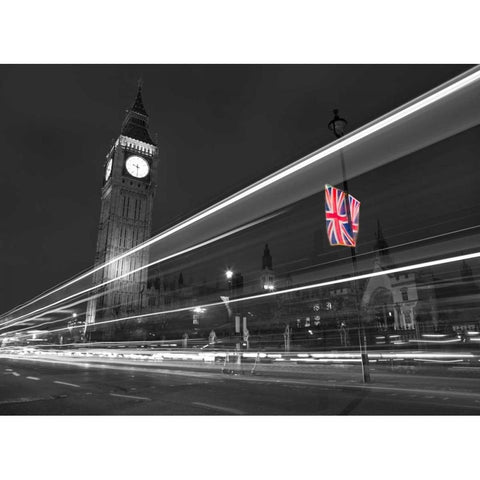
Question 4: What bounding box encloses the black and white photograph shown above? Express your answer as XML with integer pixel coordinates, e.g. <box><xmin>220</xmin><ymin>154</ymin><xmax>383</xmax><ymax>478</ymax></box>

<box><xmin>2</xmin><ymin>63</ymin><xmax>480</xmax><ymax>416</ymax></box>
<box><xmin>1</xmin><ymin>2</ymin><xmax>479</xmax><ymax>479</ymax></box>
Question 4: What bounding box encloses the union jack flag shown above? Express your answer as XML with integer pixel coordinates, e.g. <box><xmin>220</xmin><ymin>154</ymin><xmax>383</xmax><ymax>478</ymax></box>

<box><xmin>325</xmin><ymin>184</ymin><xmax>360</xmax><ymax>247</ymax></box>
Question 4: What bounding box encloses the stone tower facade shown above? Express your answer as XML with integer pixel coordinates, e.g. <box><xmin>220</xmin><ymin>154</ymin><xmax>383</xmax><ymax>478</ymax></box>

<box><xmin>260</xmin><ymin>243</ymin><xmax>275</xmax><ymax>291</ymax></box>
<box><xmin>85</xmin><ymin>84</ymin><xmax>159</xmax><ymax>338</ymax></box>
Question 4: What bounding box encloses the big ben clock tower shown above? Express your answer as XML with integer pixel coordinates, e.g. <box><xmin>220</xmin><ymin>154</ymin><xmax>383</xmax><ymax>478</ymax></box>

<box><xmin>85</xmin><ymin>83</ymin><xmax>159</xmax><ymax>338</ymax></box>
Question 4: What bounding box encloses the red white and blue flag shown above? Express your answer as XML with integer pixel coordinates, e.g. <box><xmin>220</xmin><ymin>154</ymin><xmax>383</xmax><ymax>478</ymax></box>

<box><xmin>325</xmin><ymin>184</ymin><xmax>360</xmax><ymax>247</ymax></box>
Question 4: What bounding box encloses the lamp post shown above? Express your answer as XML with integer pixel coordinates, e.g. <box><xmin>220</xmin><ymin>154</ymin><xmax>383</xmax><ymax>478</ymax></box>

<box><xmin>225</xmin><ymin>267</ymin><xmax>243</xmax><ymax>371</ymax></box>
<box><xmin>225</xmin><ymin>267</ymin><xmax>234</xmax><ymax>287</ymax></box>
<box><xmin>328</xmin><ymin>109</ymin><xmax>370</xmax><ymax>383</ymax></box>
<box><xmin>225</xmin><ymin>267</ymin><xmax>239</xmax><ymax>334</ymax></box>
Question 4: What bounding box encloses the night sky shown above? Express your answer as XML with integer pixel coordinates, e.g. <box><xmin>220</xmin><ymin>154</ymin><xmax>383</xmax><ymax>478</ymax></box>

<box><xmin>0</xmin><ymin>64</ymin><xmax>471</xmax><ymax>313</ymax></box>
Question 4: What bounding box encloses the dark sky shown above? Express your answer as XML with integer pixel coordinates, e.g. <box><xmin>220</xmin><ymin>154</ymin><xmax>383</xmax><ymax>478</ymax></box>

<box><xmin>0</xmin><ymin>64</ymin><xmax>471</xmax><ymax>313</ymax></box>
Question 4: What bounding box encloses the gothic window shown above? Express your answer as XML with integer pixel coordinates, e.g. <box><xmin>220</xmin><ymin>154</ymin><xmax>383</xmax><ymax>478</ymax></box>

<box><xmin>122</xmin><ymin>197</ymin><xmax>127</xmax><ymax>217</ymax></box>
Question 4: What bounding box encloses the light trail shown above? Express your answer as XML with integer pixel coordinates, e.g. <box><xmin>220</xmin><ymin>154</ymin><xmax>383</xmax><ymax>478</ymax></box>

<box><xmin>2</xmin><ymin>66</ymin><xmax>480</xmax><ymax>326</ymax></box>
<box><xmin>1</xmin><ymin>289</ymin><xmax>125</xmax><ymax>335</ymax></box>
<box><xmin>53</xmin><ymin>380</ymin><xmax>80</xmax><ymax>388</ymax></box>
<box><xmin>2</xmin><ymin>347</ymin><xmax>476</xmax><ymax>367</ymax></box>
<box><xmin>0</xmin><ymin>211</ymin><xmax>284</xmax><ymax>331</ymax></box>
<box><xmin>295</xmin><ymin>223</ymin><xmax>480</xmax><ymax>275</ymax></box>
<box><xmin>1</xmin><ymin>292</ymin><xmax>106</xmax><ymax>334</ymax></box>
<box><xmin>109</xmin><ymin>393</ymin><xmax>151</xmax><ymax>401</ymax></box>
<box><xmin>6</xmin><ymin>249</ymin><xmax>480</xmax><ymax>338</ymax></box>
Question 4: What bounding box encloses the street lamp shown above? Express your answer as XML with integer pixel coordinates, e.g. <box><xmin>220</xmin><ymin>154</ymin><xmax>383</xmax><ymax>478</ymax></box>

<box><xmin>328</xmin><ymin>109</ymin><xmax>347</xmax><ymax>139</ymax></box>
<box><xmin>328</xmin><ymin>109</ymin><xmax>370</xmax><ymax>383</ymax></box>
<box><xmin>225</xmin><ymin>267</ymin><xmax>234</xmax><ymax>300</ymax></box>
<box><xmin>225</xmin><ymin>267</ymin><xmax>243</xmax><ymax>348</ymax></box>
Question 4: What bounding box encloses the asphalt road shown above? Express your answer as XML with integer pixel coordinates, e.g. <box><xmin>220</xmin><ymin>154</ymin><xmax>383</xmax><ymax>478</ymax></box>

<box><xmin>2</xmin><ymin>355</ymin><xmax>480</xmax><ymax>414</ymax></box>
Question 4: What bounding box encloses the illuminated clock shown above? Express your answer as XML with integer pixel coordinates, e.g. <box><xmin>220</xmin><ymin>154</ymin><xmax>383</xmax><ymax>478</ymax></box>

<box><xmin>105</xmin><ymin>158</ymin><xmax>113</xmax><ymax>181</ymax></box>
<box><xmin>125</xmin><ymin>155</ymin><xmax>150</xmax><ymax>179</ymax></box>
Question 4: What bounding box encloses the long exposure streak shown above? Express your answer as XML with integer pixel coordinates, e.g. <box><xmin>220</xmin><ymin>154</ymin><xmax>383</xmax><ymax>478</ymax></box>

<box><xmin>2</xmin><ymin>66</ymin><xmax>480</xmax><ymax>325</ymax></box>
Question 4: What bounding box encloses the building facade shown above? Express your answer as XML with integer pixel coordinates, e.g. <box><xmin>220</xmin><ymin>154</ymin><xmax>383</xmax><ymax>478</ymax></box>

<box><xmin>85</xmin><ymin>85</ymin><xmax>159</xmax><ymax>339</ymax></box>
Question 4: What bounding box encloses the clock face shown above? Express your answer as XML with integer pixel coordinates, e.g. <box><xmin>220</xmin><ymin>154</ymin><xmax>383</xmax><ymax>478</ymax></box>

<box><xmin>125</xmin><ymin>155</ymin><xmax>150</xmax><ymax>179</ymax></box>
<box><xmin>105</xmin><ymin>158</ymin><xmax>113</xmax><ymax>181</ymax></box>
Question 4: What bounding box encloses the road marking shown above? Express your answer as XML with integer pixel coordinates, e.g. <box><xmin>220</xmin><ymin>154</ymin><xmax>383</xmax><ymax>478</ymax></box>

<box><xmin>0</xmin><ymin>396</ymin><xmax>52</xmax><ymax>405</ymax></box>
<box><xmin>5</xmin><ymin>368</ymin><xmax>13</xmax><ymax>372</ymax></box>
<box><xmin>53</xmin><ymin>381</ymin><xmax>80</xmax><ymax>388</ymax></box>
<box><xmin>5</xmin><ymin>353</ymin><xmax>480</xmax><ymax>402</ymax></box>
<box><xmin>109</xmin><ymin>393</ymin><xmax>151</xmax><ymax>401</ymax></box>
<box><xmin>12</xmin><ymin>372</ymin><xmax>20</xmax><ymax>376</ymax></box>
<box><xmin>26</xmin><ymin>376</ymin><xmax>40</xmax><ymax>381</ymax></box>
<box><xmin>1</xmin><ymin>355</ymin><xmax>220</xmax><ymax>381</ymax></box>
<box><xmin>192</xmin><ymin>402</ymin><xmax>245</xmax><ymax>415</ymax></box>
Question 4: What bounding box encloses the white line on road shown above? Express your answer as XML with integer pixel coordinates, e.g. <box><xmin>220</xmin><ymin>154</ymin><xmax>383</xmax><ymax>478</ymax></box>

<box><xmin>53</xmin><ymin>381</ymin><xmax>80</xmax><ymax>388</ymax></box>
<box><xmin>0</xmin><ymin>397</ymin><xmax>52</xmax><ymax>405</ymax></box>
<box><xmin>26</xmin><ymin>376</ymin><xmax>40</xmax><ymax>381</ymax></box>
<box><xmin>5</xmin><ymin>368</ymin><xmax>12</xmax><ymax>372</ymax></box>
<box><xmin>5</xmin><ymin>354</ymin><xmax>480</xmax><ymax>403</ymax></box>
<box><xmin>192</xmin><ymin>401</ymin><xmax>245</xmax><ymax>415</ymax></box>
<box><xmin>12</xmin><ymin>372</ymin><xmax>20</xmax><ymax>376</ymax></box>
<box><xmin>109</xmin><ymin>393</ymin><xmax>151</xmax><ymax>401</ymax></box>
<box><xmin>1</xmin><ymin>355</ymin><xmax>220</xmax><ymax>381</ymax></box>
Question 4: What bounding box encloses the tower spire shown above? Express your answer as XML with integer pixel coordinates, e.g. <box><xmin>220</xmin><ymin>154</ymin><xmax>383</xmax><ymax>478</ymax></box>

<box><xmin>260</xmin><ymin>243</ymin><xmax>275</xmax><ymax>291</ymax></box>
<box><xmin>262</xmin><ymin>243</ymin><xmax>273</xmax><ymax>270</ymax></box>
<box><xmin>373</xmin><ymin>219</ymin><xmax>394</xmax><ymax>270</ymax></box>
<box><xmin>120</xmin><ymin>81</ymin><xmax>154</xmax><ymax>145</ymax></box>
<box><xmin>131</xmin><ymin>79</ymin><xmax>148</xmax><ymax>117</ymax></box>
<box><xmin>374</xmin><ymin>219</ymin><xmax>389</xmax><ymax>255</ymax></box>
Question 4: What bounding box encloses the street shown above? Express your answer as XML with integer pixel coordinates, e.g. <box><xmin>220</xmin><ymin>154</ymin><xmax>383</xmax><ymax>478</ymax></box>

<box><xmin>2</xmin><ymin>354</ymin><xmax>480</xmax><ymax>414</ymax></box>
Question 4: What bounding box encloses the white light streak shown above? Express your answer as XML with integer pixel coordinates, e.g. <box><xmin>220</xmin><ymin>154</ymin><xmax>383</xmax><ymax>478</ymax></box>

<box><xmin>0</xmin><ymin>211</ymin><xmax>283</xmax><ymax>331</ymax></box>
<box><xmin>3</xmin><ymin>66</ymin><xmax>480</xmax><ymax>327</ymax></box>
<box><xmin>30</xmin><ymin>249</ymin><xmax>480</xmax><ymax>338</ymax></box>
<box><xmin>410</xmin><ymin>338</ymin><xmax>461</xmax><ymax>344</ymax></box>
<box><xmin>109</xmin><ymin>393</ymin><xmax>151</xmax><ymax>401</ymax></box>
<box><xmin>53</xmin><ymin>380</ymin><xmax>80</xmax><ymax>388</ymax></box>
